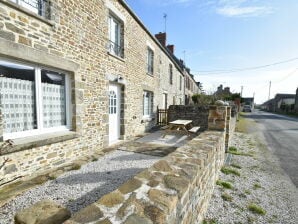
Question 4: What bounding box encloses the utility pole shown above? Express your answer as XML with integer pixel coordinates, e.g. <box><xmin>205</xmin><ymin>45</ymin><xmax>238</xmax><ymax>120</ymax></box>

<box><xmin>268</xmin><ymin>81</ymin><xmax>271</xmax><ymax>100</ymax></box>
<box><xmin>183</xmin><ymin>50</ymin><xmax>186</xmax><ymax>64</ymax></box>
<box><xmin>163</xmin><ymin>13</ymin><xmax>167</xmax><ymax>33</ymax></box>
<box><xmin>240</xmin><ymin>86</ymin><xmax>243</xmax><ymax>97</ymax></box>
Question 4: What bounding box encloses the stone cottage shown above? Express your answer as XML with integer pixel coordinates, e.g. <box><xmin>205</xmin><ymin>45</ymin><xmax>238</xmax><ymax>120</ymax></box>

<box><xmin>0</xmin><ymin>0</ymin><xmax>198</xmax><ymax>184</ymax></box>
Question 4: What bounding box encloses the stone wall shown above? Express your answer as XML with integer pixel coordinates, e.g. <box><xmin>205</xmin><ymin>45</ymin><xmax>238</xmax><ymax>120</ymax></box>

<box><xmin>63</xmin><ymin>130</ymin><xmax>226</xmax><ymax>224</ymax></box>
<box><xmin>0</xmin><ymin>0</ymin><xmax>186</xmax><ymax>186</ymax></box>
<box><xmin>295</xmin><ymin>88</ymin><xmax>298</xmax><ymax>113</ymax></box>
<box><xmin>168</xmin><ymin>105</ymin><xmax>209</xmax><ymax>130</ymax></box>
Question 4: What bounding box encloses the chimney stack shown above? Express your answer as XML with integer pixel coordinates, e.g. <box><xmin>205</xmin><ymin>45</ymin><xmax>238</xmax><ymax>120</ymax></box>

<box><xmin>155</xmin><ymin>32</ymin><xmax>167</xmax><ymax>46</ymax></box>
<box><xmin>167</xmin><ymin>44</ymin><xmax>174</xmax><ymax>54</ymax></box>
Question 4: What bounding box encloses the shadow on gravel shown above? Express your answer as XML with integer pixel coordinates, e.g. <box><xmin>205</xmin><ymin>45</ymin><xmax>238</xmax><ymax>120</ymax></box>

<box><xmin>57</xmin><ymin>168</ymin><xmax>144</xmax><ymax>213</ymax></box>
<box><xmin>265</xmin><ymin>128</ymin><xmax>298</xmax><ymax>132</ymax></box>
<box><xmin>109</xmin><ymin>154</ymin><xmax>161</xmax><ymax>161</ymax></box>
<box><xmin>241</xmin><ymin>113</ymin><xmax>298</xmax><ymax>122</ymax></box>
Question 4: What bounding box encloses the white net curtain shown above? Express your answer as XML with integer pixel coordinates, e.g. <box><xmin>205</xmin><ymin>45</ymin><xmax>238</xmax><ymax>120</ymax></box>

<box><xmin>42</xmin><ymin>81</ymin><xmax>66</xmax><ymax>128</ymax></box>
<box><xmin>0</xmin><ymin>77</ymin><xmax>36</xmax><ymax>133</ymax></box>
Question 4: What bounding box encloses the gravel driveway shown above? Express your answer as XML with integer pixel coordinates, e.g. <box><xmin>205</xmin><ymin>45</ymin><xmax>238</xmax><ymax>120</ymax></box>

<box><xmin>204</xmin><ymin>132</ymin><xmax>298</xmax><ymax>224</ymax></box>
<box><xmin>0</xmin><ymin>150</ymin><xmax>160</xmax><ymax>224</ymax></box>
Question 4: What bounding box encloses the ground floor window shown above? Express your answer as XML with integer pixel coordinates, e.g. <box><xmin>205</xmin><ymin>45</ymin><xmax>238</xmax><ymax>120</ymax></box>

<box><xmin>0</xmin><ymin>59</ymin><xmax>71</xmax><ymax>139</ymax></box>
<box><xmin>143</xmin><ymin>91</ymin><xmax>153</xmax><ymax>116</ymax></box>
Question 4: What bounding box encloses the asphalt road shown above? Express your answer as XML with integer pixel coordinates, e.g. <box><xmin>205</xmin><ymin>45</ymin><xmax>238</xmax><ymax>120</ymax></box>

<box><xmin>243</xmin><ymin>110</ymin><xmax>298</xmax><ymax>187</ymax></box>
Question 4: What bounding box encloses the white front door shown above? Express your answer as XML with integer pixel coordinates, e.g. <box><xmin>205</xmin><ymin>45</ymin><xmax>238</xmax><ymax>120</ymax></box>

<box><xmin>109</xmin><ymin>84</ymin><xmax>120</xmax><ymax>144</ymax></box>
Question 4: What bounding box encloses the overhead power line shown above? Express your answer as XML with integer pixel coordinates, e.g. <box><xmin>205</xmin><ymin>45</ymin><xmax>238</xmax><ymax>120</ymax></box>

<box><xmin>253</xmin><ymin>68</ymin><xmax>298</xmax><ymax>94</ymax></box>
<box><xmin>192</xmin><ymin>57</ymin><xmax>298</xmax><ymax>75</ymax></box>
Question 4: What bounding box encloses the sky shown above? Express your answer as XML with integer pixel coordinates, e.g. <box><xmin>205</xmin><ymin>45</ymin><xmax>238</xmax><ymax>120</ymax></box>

<box><xmin>124</xmin><ymin>0</ymin><xmax>298</xmax><ymax>104</ymax></box>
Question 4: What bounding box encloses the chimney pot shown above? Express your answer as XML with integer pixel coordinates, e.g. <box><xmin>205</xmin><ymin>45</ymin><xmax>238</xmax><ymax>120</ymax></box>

<box><xmin>167</xmin><ymin>44</ymin><xmax>175</xmax><ymax>54</ymax></box>
<box><xmin>155</xmin><ymin>32</ymin><xmax>167</xmax><ymax>46</ymax></box>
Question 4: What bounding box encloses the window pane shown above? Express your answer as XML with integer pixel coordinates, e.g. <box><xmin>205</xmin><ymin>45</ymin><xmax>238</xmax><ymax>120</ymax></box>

<box><xmin>41</xmin><ymin>69</ymin><xmax>66</xmax><ymax>128</ymax></box>
<box><xmin>109</xmin><ymin>16</ymin><xmax>122</xmax><ymax>57</ymax></box>
<box><xmin>143</xmin><ymin>91</ymin><xmax>153</xmax><ymax>116</ymax></box>
<box><xmin>147</xmin><ymin>49</ymin><xmax>154</xmax><ymax>74</ymax></box>
<box><xmin>19</xmin><ymin>0</ymin><xmax>39</xmax><ymax>14</ymax></box>
<box><xmin>0</xmin><ymin>61</ymin><xmax>36</xmax><ymax>133</ymax></box>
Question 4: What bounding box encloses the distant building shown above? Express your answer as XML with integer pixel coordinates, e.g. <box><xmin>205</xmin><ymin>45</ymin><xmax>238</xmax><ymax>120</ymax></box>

<box><xmin>215</xmin><ymin>85</ymin><xmax>232</xmax><ymax>96</ymax></box>
<box><xmin>274</xmin><ymin>94</ymin><xmax>296</xmax><ymax>113</ymax></box>
<box><xmin>261</xmin><ymin>99</ymin><xmax>275</xmax><ymax>111</ymax></box>
<box><xmin>262</xmin><ymin>93</ymin><xmax>296</xmax><ymax>113</ymax></box>
<box><xmin>295</xmin><ymin>88</ymin><xmax>298</xmax><ymax>113</ymax></box>
<box><xmin>242</xmin><ymin>97</ymin><xmax>255</xmax><ymax>109</ymax></box>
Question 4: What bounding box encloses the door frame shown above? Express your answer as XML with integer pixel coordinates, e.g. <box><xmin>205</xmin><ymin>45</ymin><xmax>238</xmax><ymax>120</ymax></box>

<box><xmin>108</xmin><ymin>83</ymin><xmax>121</xmax><ymax>145</ymax></box>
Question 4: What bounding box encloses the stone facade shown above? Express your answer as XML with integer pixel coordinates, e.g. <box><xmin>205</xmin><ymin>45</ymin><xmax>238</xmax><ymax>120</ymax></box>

<box><xmin>184</xmin><ymin>70</ymin><xmax>200</xmax><ymax>105</ymax></box>
<box><xmin>0</xmin><ymin>0</ymin><xmax>189</xmax><ymax>185</ymax></box>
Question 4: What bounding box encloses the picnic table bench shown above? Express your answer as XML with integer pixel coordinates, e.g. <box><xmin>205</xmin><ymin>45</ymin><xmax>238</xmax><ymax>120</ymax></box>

<box><xmin>162</xmin><ymin>119</ymin><xmax>200</xmax><ymax>137</ymax></box>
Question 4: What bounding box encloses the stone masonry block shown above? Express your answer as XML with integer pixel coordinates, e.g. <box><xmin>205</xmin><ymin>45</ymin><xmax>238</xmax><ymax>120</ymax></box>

<box><xmin>14</xmin><ymin>199</ymin><xmax>71</xmax><ymax>224</ymax></box>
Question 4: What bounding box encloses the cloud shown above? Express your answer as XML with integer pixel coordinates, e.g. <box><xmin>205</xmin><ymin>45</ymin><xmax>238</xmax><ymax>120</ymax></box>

<box><xmin>217</xmin><ymin>6</ymin><xmax>272</xmax><ymax>17</ymax></box>
<box><xmin>197</xmin><ymin>67</ymin><xmax>298</xmax><ymax>104</ymax></box>
<box><xmin>141</xmin><ymin>0</ymin><xmax>194</xmax><ymax>7</ymax></box>
<box><xmin>215</xmin><ymin>0</ymin><xmax>273</xmax><ymax>17</ymax></box>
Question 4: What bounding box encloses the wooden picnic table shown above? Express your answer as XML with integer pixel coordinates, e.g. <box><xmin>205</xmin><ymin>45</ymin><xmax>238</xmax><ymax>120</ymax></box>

<box><xmin>163</xmin><ymin>119</ymin><xmax>193</xmax><ymax>137</ymax></box>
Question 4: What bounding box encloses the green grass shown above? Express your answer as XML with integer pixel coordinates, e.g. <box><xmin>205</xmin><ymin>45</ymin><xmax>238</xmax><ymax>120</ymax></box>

<box><xmin>202</xmin><ymin>219</ymin><xmax>218</xmax><ymax>224</ymax></box>
<box><xmin>216</xmin><ymin>180</ymin><xmax>233</xmax><ymax>189</ymax></box>
<box><xmin>48</xmin><ymin>175</ymin><xmax>57</xmax><ymax>180</ymax></box>
<box><xmin>228</xmin><ymin>150</ymin><xmax>254</xmax><ymax>157</ymax></box>
<box><xmin>221</xmin><ymin>192</ymin><xmax>233</xmax><ymax>201</ymax></box>
<box><xmin>228</xmin><ymin>146</ymin><xmax>238</xmax><ymax>152</ymax></box>
<box><xmin>231</xmin><ymin>163</ymin><xmax>242</xmax><ymax>169</ymax></box>
<box><xmin>221</xmin><ymin>166</ymin><xmax>241</xmax><ymax>176</ymax></box>
<box><xmin>72</xmin><ymin>164</ymin><xmax>81</xmax><ymax>170</ymax></box>
<box><xmin>248</xmin><ymin>203</ymin><xmax>266</xmax><ymax>215</ymax></box>
<box><xmin>244</xmin><ymin>190</ymin><xmax>251</xmax><ymax>195</ymax></box>
<box><xmin>92</xmin><ymin>157</ymin><xmax>98</xmax><ymax>162</ymax></box>
<box><xmin>253</xmin><ymin>183</ymin><xmax>262</xmax><ymax>189</ymax></box>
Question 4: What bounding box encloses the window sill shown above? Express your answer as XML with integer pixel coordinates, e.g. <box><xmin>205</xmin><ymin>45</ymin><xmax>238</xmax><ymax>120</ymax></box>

<box><xmin>0</xmin><ymin>0</ymin><xmax>54</xmax><ymax>26</ymax></box>
<box><xmin>0</xmin><ymin>131</ymin><xmax>79</xmax><ymax>155</ymax></box>
<box><xmin>141</xmin><ymin>116</ymin><xmax>155</xmax><ymax>123</ymax></box>
<box><xmin>108</xmin><ymin>51</ymin><xmax>125</xmax><ymax>62</ymax></box>
<box><xmin>146</xmin><ymin>73</ymin><xmax>154</xmax><ymax>77</ymax></box>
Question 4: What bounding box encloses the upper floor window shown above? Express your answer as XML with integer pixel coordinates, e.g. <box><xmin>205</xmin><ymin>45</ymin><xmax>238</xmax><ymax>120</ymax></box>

<box><xmin>108</xmin><ymin>14</ymin><xmax>124</xmax><ymax>58</ymax></box>
<box><xmin>179</xmin><ymin>75</ymin><xmax>182</xmax><ymax>91</ymax></box>
<box><xmin>10</xmin><ymin>0</ymin><xmax>50</xmax><ymax>19</ymax></box>
<box><xmin>169</xmin><ymin>64</ymin><xmax>173</xmax><ymax>85</ymax></box>
<box><xmin>147</xmin><ymin>48</ymin><xmax>154</xmax><ymax>75</ymax></box>
<box><xmin>0</xmin><ymin>59</ymin><xmax>71</xmax><ymax>140</ymax></box>
<box><xmin>186</xmin><ymin>76</ymin><xmax>190</xmax><ymax>90</ymax></box>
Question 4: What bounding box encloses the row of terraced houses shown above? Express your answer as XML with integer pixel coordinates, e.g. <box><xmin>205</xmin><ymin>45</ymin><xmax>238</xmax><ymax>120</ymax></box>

<box><xmin>0</xmin><ymin>0</ymin><xmax>200</xmax><ymax>182</ymax></box>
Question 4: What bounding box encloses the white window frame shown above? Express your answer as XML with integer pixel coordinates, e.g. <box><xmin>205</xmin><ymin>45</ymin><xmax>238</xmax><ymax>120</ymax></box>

<box><xmin>179</xmin><ymin>76</ymin><xmax>181</xmax><ymax>91</ymax></box>
<box><xmin>169</xmin><ymin>64</ymin><xmax>173</xmax><ymax>85</ymax></box>
<box><xmin>108</xmin><ymin>14</ymin><xmax>123</xmax><ymax>58</ymax></box>
<box><xmin>143</xmin><ymin>91</ymin><xmax>153</xmax><ymax>117</ymax></box>
<box><xmin>147</xmin><ymin>47</ymin><xmax>154</xmax><ymax>75</ymax></box>
<box><xmin>0</xmin><ymin>58</ymin><xmax>72</xmax><ymax>140</ymax></box>
<box><xmin>10</xmin><ymin>0</ymin><xmax>44</xmax><ymax>16</ymax></box>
